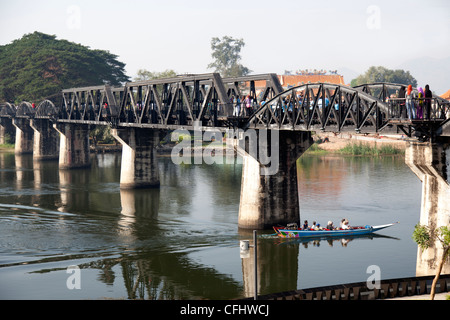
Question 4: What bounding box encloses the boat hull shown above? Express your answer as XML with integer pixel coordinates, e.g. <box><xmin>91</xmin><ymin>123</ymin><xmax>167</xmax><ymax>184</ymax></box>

<box><xmin>274</xmin><ymin>223</ymin><xmax>396</xmax><ymax>238</ymax></box>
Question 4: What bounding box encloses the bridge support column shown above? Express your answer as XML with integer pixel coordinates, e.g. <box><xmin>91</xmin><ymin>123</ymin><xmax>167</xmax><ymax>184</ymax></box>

<box><xmin>0</xmin><ymin>118</ymin><xmax>15</xmax><ymax>145</ymax></box>
<box><xmin>13</xmin><ymin>118</ymin><xmax>34</xmax><ymax>155</ymax></box>
<box><xmin>30</xmin><ymin>119</ymin><xmax>59</xmax><ymax>161</ymax></box>
<box><xmin>405</xmin><ymin>139</ymin><xmax>450</xmax><ymax>276</ymax></box>
<box><xmin>237</xmin><ymin>130</ymin><xmax>313</xmax><ymax>229</ymax></box>
<box><xmin>111</xmin><ymin>128</ymin><xmax>162</xmax><ymax>189</ymax></box>
<box><xmin>54</xmin><ymin>123</ymin><xmax>90</xmax><ymax>169</ymax></box>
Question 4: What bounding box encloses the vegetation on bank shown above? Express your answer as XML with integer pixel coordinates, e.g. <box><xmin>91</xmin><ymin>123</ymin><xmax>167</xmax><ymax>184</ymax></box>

<box><xmin>0</xmin><ymin>143</ymin><xmax>14</xmax><ymax>150</ymax></box>
<box><xmin>337</xmin><ymin>142</ymin><xmax>404</xmax><ymax>156</ymax></box>
<box><xmin>306</xmin><ymin>141</ymin><xmax>404</xmax><ymax>156</ymax></box>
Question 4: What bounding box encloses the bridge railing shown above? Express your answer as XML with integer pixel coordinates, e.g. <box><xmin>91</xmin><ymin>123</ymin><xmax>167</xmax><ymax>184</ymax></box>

<box><xmin>388</xmin><ymin>97</ymin><xmax>450</xmax><ymax>121</ymax></box>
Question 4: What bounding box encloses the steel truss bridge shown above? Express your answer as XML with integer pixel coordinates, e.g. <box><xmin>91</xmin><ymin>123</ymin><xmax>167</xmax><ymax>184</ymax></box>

<box><xmin>1</xmin><ymin>73</ymin><xmax>449</xmax><ymax>140</ymax></box>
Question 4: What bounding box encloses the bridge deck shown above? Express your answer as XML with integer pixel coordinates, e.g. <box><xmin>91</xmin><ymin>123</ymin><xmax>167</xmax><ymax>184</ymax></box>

<box><xmin>1</xmin><ymin>79</ymin><xmax>449</xmax><ymax>141</ymax></box>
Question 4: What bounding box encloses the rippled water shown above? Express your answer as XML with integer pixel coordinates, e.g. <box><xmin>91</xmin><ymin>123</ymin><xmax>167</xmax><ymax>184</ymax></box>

<box><xmin>0</xmin><ymin>151</ymin><xmax>422</xmax><ymax>299</ymax></box>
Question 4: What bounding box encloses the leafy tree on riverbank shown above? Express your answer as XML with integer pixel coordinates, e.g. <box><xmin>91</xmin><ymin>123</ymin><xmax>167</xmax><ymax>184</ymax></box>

<box><xmin>0</xmin><ymin>32</ymin><xmax>130</xmax><ymax>104</ymax></box>
<box><xmin>351</xmin><ymin>66</ymin><xmax>417</xmax><ymax>87</ymax></box>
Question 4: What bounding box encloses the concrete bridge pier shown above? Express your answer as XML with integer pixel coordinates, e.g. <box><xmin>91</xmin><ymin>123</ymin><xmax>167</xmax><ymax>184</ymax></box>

<box><xmin>405</xmin><ymin>139</ymin><xmax>450</xmax><ymax>276</ymax></box>
<box><xmin>13</xmin><ymin>118</ymin><xmax>34</xmax><ymax>155</ymax></box>
<box><xmin>111</xmin><ymin>128</ymin><xmax>163</xmax><ymax>189</ymax></box>
<box><xmin>54</xmin><ymin>123</ymin><xmax>91</xmax><ymax>169</ymax></box>
<box><xmin>30</xmin><ymin>119</ymin><xmax>59</xmax><ymax>161</ymax></box>
<box><xmin>237</xmin><ymin>130</ymin><xmax>313</xmax><ymax>230</ymax></box>
<box><xmin>0</xmin><ymin>118</ymin><xmax>15</xmax><ymax>145</ymax></box>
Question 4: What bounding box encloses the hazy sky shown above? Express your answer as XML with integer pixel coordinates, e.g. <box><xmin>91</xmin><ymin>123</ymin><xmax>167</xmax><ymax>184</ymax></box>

<box><xmin>1</xmin><ymin>0</ymin><xmax>449</xmax><ymax>81</ymax></box>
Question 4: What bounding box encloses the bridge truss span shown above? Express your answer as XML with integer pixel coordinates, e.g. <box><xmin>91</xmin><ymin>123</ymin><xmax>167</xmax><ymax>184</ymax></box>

<box><xmin>15</xmin><ymin>101</ymin><xmax>35</xmax><ymax>118</ymax></box>
<box><xmin>116</xmin><ymin>73</ymin><xmax>284</xmax><ymax>129</ymax></box>
<box><xmin>2</xmin><ymin>77</ymin><xmax>449</xmax><ymax>139</ymax></box>
<box><xmin>0</xmin><ymin>102</ymin><xmax>16</xmax><ymax>118</ymax></box>
<box><xmin>34</xmin><ymin>100</ymin><xmax>59</xmax><ymax>120</ymax></box>
<box><xmin>118</xmin><ymin>73</ymin><xmax>230</xmax><ymax>128</ymax></box>
<box><xmin>60</xmin><ymin>84</ymin><xmax>123</xmax><ymax>124</ymax></box>
<box><xmin>246</xmin><ymin>83</ymin><xmax>391</xmax><ymax>133</ymax></box>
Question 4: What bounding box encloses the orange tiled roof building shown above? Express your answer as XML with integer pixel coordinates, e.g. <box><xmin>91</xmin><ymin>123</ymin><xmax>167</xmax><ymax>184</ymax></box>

<box><xmin>252</xmin><ymin>74</ymin><xmax>346</xmax><ymax>90</ymax></box>
<box><xmin>278</xmin><ymin>74</ymin><xmax>346</xmax><ymax>87</ymax></box>
<box><xmin>440</xmin><ymin>89</ymin><xmax>450</xmax><ymax>100</ymax></box>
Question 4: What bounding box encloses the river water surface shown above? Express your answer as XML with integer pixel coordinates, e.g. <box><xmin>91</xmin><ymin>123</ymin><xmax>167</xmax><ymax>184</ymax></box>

<box><xmin>0</xmin><ymin>151</ymin><xmax>422</xmax><ymax>299</ymax></box>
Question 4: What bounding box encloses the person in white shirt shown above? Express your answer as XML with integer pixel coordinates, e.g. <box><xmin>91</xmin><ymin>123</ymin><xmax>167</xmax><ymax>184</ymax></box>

<box><xmin>341</xmin><ymin>218</ymin><xmax>350</xmax><ymax>229</ymax></box>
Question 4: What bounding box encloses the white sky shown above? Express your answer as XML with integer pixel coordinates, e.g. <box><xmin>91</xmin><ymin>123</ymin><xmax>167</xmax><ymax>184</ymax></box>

<box><xmin>1</xmin><ymin>0</ymin><xmax>449</xmax><ymax>81</ymax></box>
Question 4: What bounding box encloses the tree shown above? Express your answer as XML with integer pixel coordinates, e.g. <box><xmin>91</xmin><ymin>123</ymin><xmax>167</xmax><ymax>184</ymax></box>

<box><xmin>90</xmin><ymin>126</ymin><xmax>116</xmax><ymax>146</ymax></box>
<box><xmin>0</xmin><ymin>32</ymin><xmax>130</xmax><ymax>103</ymax></box>
<box><xmin>134</xmin><ymin>69</ymin><xmax>177</xmax><ymax>81</ymax></box>
<box><xmin>207</xmin><ymin>36</ymin><xmax>251</xmax><ymax>77</ymax></box>
<box><xmin>412</xmin><ymin>224</ymin><xmax>450</xmax><ymax>300</ymax></box>
<box><xmin>351</xmin><ymin>66</ymin><xmax>417</xmax><ymax>87</ymax></box>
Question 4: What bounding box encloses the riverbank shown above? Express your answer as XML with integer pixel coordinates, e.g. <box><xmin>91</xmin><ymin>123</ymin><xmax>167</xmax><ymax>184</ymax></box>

<box><xmin>310</xmin><ymin>132</ymin><xmax>407</xmax><ymax>155</ymax></box>
<box><xmin>0</xmin><ymin>144</ymin><xmax>14</xmax><ymax>151</ymax></box>
<box><xmin>2</xmin><ymin>132</ymin><xmax>408</xmax><ymax>156</ymax></box>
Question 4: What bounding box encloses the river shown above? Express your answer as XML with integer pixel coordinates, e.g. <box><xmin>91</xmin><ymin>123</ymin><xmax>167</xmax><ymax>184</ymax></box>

<box><xmin>0</xmin><ymin>151</ymin><xmax>422</xmax><ymax>299</ymax></box>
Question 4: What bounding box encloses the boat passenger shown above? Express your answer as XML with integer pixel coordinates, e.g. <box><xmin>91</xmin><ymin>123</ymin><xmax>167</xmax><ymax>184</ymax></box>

<box><xmin>341</xmin><ymin>219</ymin><xmax>350</xmax><ymax>230</ymax></box>
<box><xmin>302</xmin><ymin>220</ymin><xmax>309</xmax><ymax>230</ymax></box>
<box><xmin>326</xmin><ymin>221</ymin><xmax>334</xmax><ymax>230</ymax></box>
<box><xmin>311</xmin><ymin>221</ymin><xmax>317</xmax><ymax>230</ymax></box>
<box><xmin>315</xmin><ymin>223</ymin><xmax>322</xmax><ymax>230</ymax></box>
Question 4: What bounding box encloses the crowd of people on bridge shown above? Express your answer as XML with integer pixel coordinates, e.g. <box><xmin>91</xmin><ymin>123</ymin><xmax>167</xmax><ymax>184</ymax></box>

<box><xmin>232</xmin><ymin>94</ymin><xmax>262</xmax><ymax>117</ymax></box>
<box><xmin>389</xmin><ymin>83</ymin><xmax>449</xmax><ymax>120</ymax></box>
<box><xmin>230</xmin><ymin>82</ymin><xmax>449</xmax><ymax>122</ymax></box>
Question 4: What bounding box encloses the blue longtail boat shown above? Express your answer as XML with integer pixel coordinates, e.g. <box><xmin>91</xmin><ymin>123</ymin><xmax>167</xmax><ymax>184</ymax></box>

<box><xmin>273</xmin><ymin>223</ymin><xmax>398</xmax><ymax>238</ymax></box>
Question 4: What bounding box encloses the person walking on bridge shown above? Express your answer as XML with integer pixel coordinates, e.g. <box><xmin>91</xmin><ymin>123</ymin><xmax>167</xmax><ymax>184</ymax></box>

<box><xmin>424</xmin><ymin>84</ymin><xmax>432</xmax><ymax>120</ymax></box>
<box><xmin>245</xmin><ymin>95</ymin><xmax>252</xmax><ymax>116</ymax></box>
<box><xmin>417</xmin><ymin>88</ymin><xmax>424</xmax><ymax>119</ymax></box>
<box><xmin>405</xmin><ymin>85</ymin><xmax>416</xmax><ymax>120</ymax></box>
<box><xmin>233</xmin><ymin>95</ymin><xmax>241</xmax><ymax>116</ymax></box>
